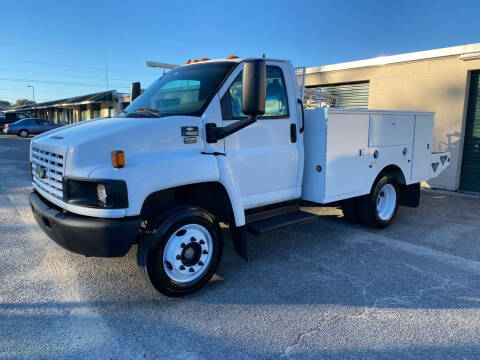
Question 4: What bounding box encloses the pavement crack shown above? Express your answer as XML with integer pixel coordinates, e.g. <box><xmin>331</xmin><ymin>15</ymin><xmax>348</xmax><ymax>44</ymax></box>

<box><xmin>269</xmin><ymin>308</ymin><xmax>367</xmax><ymax>360</ymax></box>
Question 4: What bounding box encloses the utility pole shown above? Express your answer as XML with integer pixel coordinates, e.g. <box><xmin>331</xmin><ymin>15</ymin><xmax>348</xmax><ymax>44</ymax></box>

<box><xmin>27</xmin><ymin>85</ymin><xmax>35</xmax><ymax>102</ymax></box>
<box><xmin>105</xmin><ymin>53</ymin><xmax>109</xmax><ymax>90</ymax></box>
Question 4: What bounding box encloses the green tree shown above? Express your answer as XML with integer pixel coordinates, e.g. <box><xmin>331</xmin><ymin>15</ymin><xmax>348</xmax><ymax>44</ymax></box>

<box><xmin>14</xmin><ymin>99</ymin><xmax>36</xmax><ymax>107</ymax></box>
<box><xmin>0</xmin><ymin>100</ymin><xmax>10</xmax><ymax>109</ymax></box>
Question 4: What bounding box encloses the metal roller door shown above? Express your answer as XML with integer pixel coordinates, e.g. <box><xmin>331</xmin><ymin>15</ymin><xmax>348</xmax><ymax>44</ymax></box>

<box><xmin>313</xmin><ymin>82</ymin><xmax>370</xmax><ymax>109</ymax></box>
<box><xmin>460</xmin><ymin>71</ymin><xmax>480</xmax><ymax>192</ymax></box>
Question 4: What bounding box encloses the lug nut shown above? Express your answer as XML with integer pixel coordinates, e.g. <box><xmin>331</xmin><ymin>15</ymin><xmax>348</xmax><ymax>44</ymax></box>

<box><xmin>202</xmin><ymin>250</ymin><xmax>208</xmax><ymax>254</ymax></box>
<box><xmin>181</xmin><ymin>243</ymin><xmax>186</xmax><ymax>248</ymax></box>
<box><xmin>190</xmin><ymin>237</ymin><xmax>196</xmax><ymax>242</ymax></box>
<box><xmin>199</xmin><ymin>240</ymin><xmax>205</xmax><ymax>245</ymax></box>
<box><xmin>189</xmin><ymin>267</ymin><xmax>194</xmax><ymax>272</ymax></box>
<box><xmin>176</xmin><ymin>255</ymin><xmax>181</xmax><ymax>260</ymax></box>
<box><xmin>179</xmin><ymin>265</ymin><xmax>185</xmax><ymax>270</ymax></box>
<box><xmin>198</xmin><ymin>261</ymin><xmax>204</xmax><ymax>266</ymax></box>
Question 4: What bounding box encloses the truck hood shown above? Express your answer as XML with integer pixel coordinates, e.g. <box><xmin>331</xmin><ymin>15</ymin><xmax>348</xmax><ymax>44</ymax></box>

<box><xmin>32</xmin><ymin>116</ymin><xmax>205</xmax><ymax>178</ymax></box>
<box><xmin>33</xmin><ymin>117</ymin><xmax>144</xmax><ymax>148</ymax></box>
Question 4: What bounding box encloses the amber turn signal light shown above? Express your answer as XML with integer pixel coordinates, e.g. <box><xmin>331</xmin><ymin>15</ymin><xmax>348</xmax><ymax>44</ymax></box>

<box><xmin>111</xmin><ymin>151</ymin><xmax>125</xmax><ymax>168</ymax></box>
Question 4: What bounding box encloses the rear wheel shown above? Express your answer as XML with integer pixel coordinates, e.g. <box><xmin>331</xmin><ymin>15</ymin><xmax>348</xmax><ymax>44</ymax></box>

<box><xmin>18</xmin><ymin>129</ymin><xmax>28</xmax><ymax>138</ymax></box>
<box><xmin>357</xmin><ymin>175</ymin><xmax>399</xmax><ymax>228</ymax></box>
<box><xmin>137</xmin><ymin>205</ymin><xmax>223</xmax><ymax>297</ymax></box>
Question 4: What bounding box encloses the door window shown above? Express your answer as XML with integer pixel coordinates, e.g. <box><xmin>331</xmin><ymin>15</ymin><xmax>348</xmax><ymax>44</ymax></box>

<box><xmin>222</xmin><ymin>66</ymin><xmax>289</xmax><ymax>119</ymax></box>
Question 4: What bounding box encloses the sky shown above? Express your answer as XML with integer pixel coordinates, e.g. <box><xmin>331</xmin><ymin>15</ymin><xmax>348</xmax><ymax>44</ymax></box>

<box><xmin>1</xmin><ymin>0</ymin><xmax>479</xmax><ymax>104</ymax></box>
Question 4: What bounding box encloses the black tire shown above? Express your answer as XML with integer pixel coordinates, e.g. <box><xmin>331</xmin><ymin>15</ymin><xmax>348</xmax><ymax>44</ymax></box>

<box><xmin>357</xmin><ymin>174</ymin><xmax>399</xmax><ymax>229</ymax></box>
<box><xmin>341</xmin><ymin>197</ymin><xmax>360</xmax><ymax>224</ymax></box>
<box><xmin>18</xmin><ymin>129</ymin><xmax>28</xmax><ymax>138</ymax></box>
<box><xmin>137</xmin><ymin>205</ymin><xmax>223</xmax><ymax>297</ymax></box>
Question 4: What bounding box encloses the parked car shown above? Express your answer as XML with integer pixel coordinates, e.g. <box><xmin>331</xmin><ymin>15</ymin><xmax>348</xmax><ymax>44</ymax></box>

<box><xmin>0</xmin><ymin>112</ymin><xmax>30</xmax><ymax>132</ymax></box>
<box><xmin>3</xmin><ymin>118</ymin><xmax>63</xmax><ymax>137</ymax></box>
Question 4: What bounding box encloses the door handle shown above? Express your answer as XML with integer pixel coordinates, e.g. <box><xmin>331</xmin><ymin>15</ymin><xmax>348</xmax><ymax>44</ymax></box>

<box><xmin>290</xmin><ymin>123</ymin><xmax>297</xmax><ymax>143</ymax></box>
<box><xmin>297</xmin><ymin>98</ymin><xmax>305</xmax><ymax>133</ymax></box>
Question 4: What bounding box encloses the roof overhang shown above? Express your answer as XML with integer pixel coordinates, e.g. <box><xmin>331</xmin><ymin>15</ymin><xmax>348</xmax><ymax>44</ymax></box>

<box><xmin>306</xmin><ymin>43</ymin><xmax>480</xmax><ymax>74</ymax></box>
<box><xmin>14</xmin><ymin>90</ymin><xmax>124</xmax><ymax>111</ymax></box>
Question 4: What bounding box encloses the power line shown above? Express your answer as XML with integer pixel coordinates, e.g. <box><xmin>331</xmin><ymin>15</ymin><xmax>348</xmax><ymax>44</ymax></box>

<box><xmin>0</xmin><ymin>76</ymin><xmax>131</xmax><ymax>89</ymax></box>
<box><xmin>0</xmin><ymin>41</ymin><xmax>112</xmax><ymax>63</ymax></box>
<box><xmin>0</xmin><ymin>87</ymin><xmax>95</xmax><ymax>95</ymax></box>
<box><xmin>0</xmin><ymin>95</ymin><xmax>51</xmax><ymax>101</ymax></box>
<box><xmin>0</xmin><ymin>67</ymin><xmax>157</xmax><ymax>83</ymax></box>
<box><xmin>0</xmin><ymin>56</ymin><xmax>154</xmax><ymax>75</ymax></box>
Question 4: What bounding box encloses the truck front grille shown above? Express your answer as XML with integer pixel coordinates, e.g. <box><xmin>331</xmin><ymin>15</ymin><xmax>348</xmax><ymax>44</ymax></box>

<box><xmin>31</xmin><ymin>147</ymin><xmax>65</xmax><ymax>199</ymax></box>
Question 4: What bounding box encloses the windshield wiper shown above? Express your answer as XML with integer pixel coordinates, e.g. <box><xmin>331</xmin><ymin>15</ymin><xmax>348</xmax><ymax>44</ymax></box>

<box><xmin>132</xmin><ymin>108</ymin><xmax>162</xmax><ymax>117</ymax></box>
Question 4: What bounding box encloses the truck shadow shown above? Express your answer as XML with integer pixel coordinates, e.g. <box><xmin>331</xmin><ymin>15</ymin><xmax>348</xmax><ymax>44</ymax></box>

<box><xmin>0</xmin><ymin>299</ymin><xmax>478</xmax><ymax>359</ymax></box>
<box><xmin>36</xmin><ymin>190</ymin><xmax>477</xmax><ymax>311</ymax></box>
<box><xmin>197</xmin><ymin>192</ymin><xmax>480</xmax><ymax>309</ymax></box>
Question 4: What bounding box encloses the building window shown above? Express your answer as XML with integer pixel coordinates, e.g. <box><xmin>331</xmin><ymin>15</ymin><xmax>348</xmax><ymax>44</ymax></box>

<box><xmin>307</xmin><ymin>81</ymin><xmax>370</xmax><ymax>109</ymax></box>
<box><xmin>108</xmin><ymin>106</ymin><xmax>114</xmax><ymax>117</ymax></box>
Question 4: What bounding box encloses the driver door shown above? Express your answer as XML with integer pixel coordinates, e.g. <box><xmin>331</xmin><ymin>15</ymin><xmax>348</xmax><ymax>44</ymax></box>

<box><xmin>220</xmin><ymin>62</ymin><xmax>301</xmax><ymax>209</ymax></box>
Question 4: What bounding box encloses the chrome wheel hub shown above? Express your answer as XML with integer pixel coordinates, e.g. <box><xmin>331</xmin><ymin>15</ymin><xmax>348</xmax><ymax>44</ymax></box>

<box><xmin>163</xmin><ymin>224</ymin><xmax>213</xmax><ymax>283</ymax></box>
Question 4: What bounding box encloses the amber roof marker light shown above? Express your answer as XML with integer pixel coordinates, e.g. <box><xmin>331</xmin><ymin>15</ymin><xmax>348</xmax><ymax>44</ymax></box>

<box><xmin>111</xmin><ymin>151</ymin><xmax>125</xmax><ymax>168</ymax></box>
<box><xmin>227</xmin><ymin>55</ymin><xmax>239</xmax><ymax>59</ymax></box>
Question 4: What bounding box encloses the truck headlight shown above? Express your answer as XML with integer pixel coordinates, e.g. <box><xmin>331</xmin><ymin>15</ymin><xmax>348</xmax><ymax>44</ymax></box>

<box><xmin>63</xmin><ymin>178</ymin><xmax>128</xmax><ymax>209</ymax></box>
<box><xmin>97</xmin><ymin>183</ymin><xmax>107</xmax><ymax>206</ymax></box>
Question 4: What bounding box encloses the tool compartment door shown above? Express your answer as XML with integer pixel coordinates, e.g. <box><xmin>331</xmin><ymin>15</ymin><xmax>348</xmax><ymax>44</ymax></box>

<box><xmin>324</xmin><ymin>111</ymin><xmax>370</xmax><ymax>201</ymax></box>
<box><xmin>369</xmin><ymin>113</ymin><xmax>415</xmax><ymax>147</ymax></box>
<box><xmin>411</xmin><ymin>114</ymin><xmax>434</xmax><ymax>182</ymax></box>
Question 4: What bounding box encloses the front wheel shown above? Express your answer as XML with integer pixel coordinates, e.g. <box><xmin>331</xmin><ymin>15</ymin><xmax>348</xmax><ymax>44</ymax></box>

<box><xmin>357</xmin><ymin>175</ymin><xmax>399</xmax><ymax>228</ymax></box>
<box><xmin>137</xmin><ymin>206</ymin><xmax>223</xmax><ymax>297</ymax></box>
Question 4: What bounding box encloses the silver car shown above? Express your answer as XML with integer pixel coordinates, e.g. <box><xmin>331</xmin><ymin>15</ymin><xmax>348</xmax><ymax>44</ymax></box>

<box><xmin>2</xmin><ymin>118</ymin><xmax>63</xmax><ymax>137</ymax></box>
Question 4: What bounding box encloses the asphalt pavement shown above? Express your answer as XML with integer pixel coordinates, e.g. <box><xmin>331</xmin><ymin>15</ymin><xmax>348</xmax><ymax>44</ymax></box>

<box><xmin>0</xmin><ymin>135</ymin><xmax>479</xmax><ymax>359</ymax></box>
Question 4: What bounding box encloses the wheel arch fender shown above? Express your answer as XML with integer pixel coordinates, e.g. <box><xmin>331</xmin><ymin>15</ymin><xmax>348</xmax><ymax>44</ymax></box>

<box><xmin>373</xmin><ymin>164</ymin><xmax>407</xmax><ymax>190</ymax></box>
<box><xmin>140</xmin><ymin>181</ymin><xmax>238</xmax><ymax>226</ymax></box>
<box><xmin>373</xmin><ymin>164</ymin><xmax>419</xmax><ymax>207</ymax></box>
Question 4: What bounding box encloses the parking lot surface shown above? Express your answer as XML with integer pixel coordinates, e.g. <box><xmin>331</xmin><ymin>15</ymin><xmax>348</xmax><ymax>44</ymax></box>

<box><xmin>0</xmin><ymin>136</ymin><xmax>479</xmax><ymax>359</ymax></box>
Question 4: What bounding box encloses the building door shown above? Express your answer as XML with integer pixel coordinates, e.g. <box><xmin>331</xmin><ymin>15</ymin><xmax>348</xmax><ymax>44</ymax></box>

<box><xmin>460</xmin><ymin>71</ymin><xmax>480</xmax><ymax>192</ymax></box>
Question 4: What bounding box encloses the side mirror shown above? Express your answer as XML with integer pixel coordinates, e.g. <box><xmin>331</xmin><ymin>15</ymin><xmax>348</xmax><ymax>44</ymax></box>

<box><xmin>242</xmin><ymin>59</ymin><xmax>266</xmax><ymax>117</ymax></box>
<box><xmin>130</xmin><ymin>82</ymin><xmax>141</xmax><ymax>102</ymax></box>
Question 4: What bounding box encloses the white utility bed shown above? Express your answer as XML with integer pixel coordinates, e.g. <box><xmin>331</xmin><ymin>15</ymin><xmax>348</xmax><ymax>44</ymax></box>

<box><xmin>302</xmin><ymin>108</ymin><xmax>449</xmax><ymax>204</ymax></box>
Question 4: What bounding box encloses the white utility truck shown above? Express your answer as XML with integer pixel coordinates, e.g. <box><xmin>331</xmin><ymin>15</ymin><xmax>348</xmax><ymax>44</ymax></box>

<box><xmin>29</xmin><ymin>57</ymin><xmax>450</xmax><ymax>296</ymax></box>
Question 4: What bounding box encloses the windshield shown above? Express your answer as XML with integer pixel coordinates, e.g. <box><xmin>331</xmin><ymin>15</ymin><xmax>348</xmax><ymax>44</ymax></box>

<box><xmin>124</xmin><ymin>61</ymin><xmax>235</xmax><ymax>118</ymax></box>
